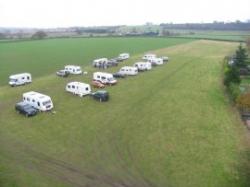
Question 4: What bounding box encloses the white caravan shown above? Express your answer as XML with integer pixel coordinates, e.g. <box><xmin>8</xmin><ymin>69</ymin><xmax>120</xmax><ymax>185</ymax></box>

<box><xmin>134</xmin><ymin>62</ymin><xmax>152</xmax><ymax>71</ymax></box>
<box><xmin>64</xmin><ymin>65</ymin><xmax>82</xmax><ymax>75</ymax></box>
<box><xmin>148</xmin><ymin>58</ymin><xmax>164</xmax><ymax>65</ymax></box>
<box><xmin>119</xmin><ymin>66</ymin><xmax>138</xmax><ymax>76</ymax></box>
<box><xmin>22</xmin><ymin>91</ymin><xmax>53</xmax><ymax>111</ymax></box>
<box><xmin>9</xmin><ymin>73</ymin><xmax>32</xmax><ymax>87</ymax></box>
<box><xmin>93</xmin><ymin>72</ymin><xmax>117</xmax><ymax>85</ymax></box>
<box><xmin>142</xmin><ymin>54</ymin><xmax>156</xmax><ymax>60</ymax></box>
<box><xmin>66</xmin><ymin>82</ymin><xmax>91</xmax><ymax>97</ymax></box>
<box><xmin>118</xmin><ymin>53</ymin><xmax>130</xmax><ymax>60</ymax></box>
<box><xmin>92</xmin><ymin>58</ymin><xmax>108</xmax><ymax>67</ymax></box>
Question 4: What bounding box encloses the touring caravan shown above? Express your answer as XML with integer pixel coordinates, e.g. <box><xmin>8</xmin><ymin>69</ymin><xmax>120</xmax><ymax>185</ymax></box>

<box><xmin>92</xmin><ymin>58</ymin><xmax>108</xmax><ymax>68</ymax></box>
<box><xmin>118</xmin><ymin>53</ymin><xmax>130</xmax><ymax>61</ymax></box>
<box><xmin>22</xmin><ymin>91</ymin><xmax>53</xmax><ymax>111</ymax></box>
<box><xmin>9</xmin><ymin>73</ymin><xmax>32</xmax><ymax>87</ymax></box>
<box><xmin>66</xmin><ymin>82</ymin><xmax>91</xmax><ymax>97</ymax></box>
<box><xmin>93</xmin><ymin>72</ymin><xmax>117</xmax><ymax>85</ymax></box>
<box><xmin>64</xmin><ymin>65</ymin><xmax>82</xmax><ymax>75</ymax></box>
<box><xmin>142</xmin><ymin>54</ymin><xmax>156</xmax><ymax>60</ymax></box>
<box><xmin>119</xmin><ymin>66</ymin><xmax>138</xmax><ymax>76</ymax></box>
<box><xmin>148</xmin><ymin>58</ymin><xmax>164</xmax><ymax>66</ymax></box>
<box><xmin>134</xmin><ymin>62</ymin><xmax>152</xmax><ymax>71</ymax></box>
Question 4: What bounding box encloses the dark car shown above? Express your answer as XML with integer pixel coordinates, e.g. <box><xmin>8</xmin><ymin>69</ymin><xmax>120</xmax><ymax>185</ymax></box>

<box><xmin>56</xmin><ymin>70</ymin><xmax>70</xmax><ymax>77</ymax></box>
<box><xmin>91</xmin><ymin>90</ymin><xmax>109</xmax><ymax>102</ymax></box>
<box><xmin>15</xmin><ymin>102</ymin><xmax>38</xmax><ymax>117</ymax></box>
<box><xmin>107</xmin><ymin>59</ymin><xmax>119</xmax><ymax>67</ymax></box>
<box><xmin>113</xmin><ymin>72</ymin><xmax>126</xmax><ymax>78</ymax></box>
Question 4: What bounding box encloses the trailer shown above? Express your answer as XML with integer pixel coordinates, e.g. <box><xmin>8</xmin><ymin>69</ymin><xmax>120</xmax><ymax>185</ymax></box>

<box><xmin>22</xmin><ymin>91</ymin><xmax>53</xmax><ymax>111</ymax></box>
<box><xmin>134</xmin><ymin>62</ymin><xmax>152</xmax><ymax>71</ymax></box>
<box><xmin>142</xmin><ymin>54</ymin><xmax>156</xmax><ymax>60</ymax></box>
<box><xmin>64</xmin><ymin>65</ymin><xmax>82</xmax><ymax>75</ymax></box>
<box><xmin>93</xmin><ymin>72</ymin><xmax>117</xmax><ymax>85</ymax></box>
<box><xmin>9</xmin><ymin>73</ymin><xmax>32</xmax><ymax>87</ymax></box>
<box><xmin>66</xmin><ymin>82</ymin><xmax>91</xmax><ymax>97</ymax></box>
<box><xmin>119</xmin><ymin>66</ymin><xmax>138</xmax><ymax>76</ymax></box>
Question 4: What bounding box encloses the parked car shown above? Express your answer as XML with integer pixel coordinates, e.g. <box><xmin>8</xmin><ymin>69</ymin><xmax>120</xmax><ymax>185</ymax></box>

<box><xmin>160</xmin><ymin>56</ymin><xmax>169</xmax><ymax>62</ymax></box>
<box><xmin>15</xmin><ymin>102</ymin><xmax>38</xmax><ymax>117</ymax></box>
<box><xmin>107</xmin><ymin>59</ymin><xmax>119</xmax><ymax>67</ymax></box>
<box><xmin>91</xmin><ymin>90</ymin><xmax>109</xmax><ymax>102</ymax></box>
<box><xmin>56</xmin><ymin>70</ymin><xmax>70</xmax><ymax>77</ymax></box>
<box><xmin>113</xmin><ymin>72</ymin><xmax>126</xmax><ymax>78</ymax></box>
<box><xmin>91</xmin><ymin>80</ymin><xmax>105</xmax><ymax>88</ymax></box>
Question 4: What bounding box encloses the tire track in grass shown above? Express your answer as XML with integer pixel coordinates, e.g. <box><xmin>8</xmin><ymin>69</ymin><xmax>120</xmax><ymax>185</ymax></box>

<box><xmin>0</xmin><ymin>135</ymin><xmax>151</xmax><ymax>187</ymax></box>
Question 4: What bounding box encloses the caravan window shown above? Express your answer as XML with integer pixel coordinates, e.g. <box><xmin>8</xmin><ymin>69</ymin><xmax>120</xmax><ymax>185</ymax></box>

<box><xmin>43</xmin><ymin>100</ymin><xmax>51</xmax><ymax>106</ymax></box>
<box><xmin>72</xmin><ymin>85</ymin><xmax>75</xmax><ymax>89</ymax></box>
<box><xmin>27</xmin><ymin>76</ymin><xmax>30</xmax><ymax>80</ymax></box>
<box><xmin>86</xmin><ymin>87</ymin><xmax>89</xmax><ymax>91</ymax></box>
<box><xmin>22</xmin><ymin>77</ymin><xmax>25</xmax><ymax>79</ymax></box>
<box><xmin>97</xmin><ymin>75</ymin><xmax>100</xmax><ymax>78</ymax></box>
<box><xmin>27</xmin><ymin>98</ymin><xmax>30</xmax><ymax>101</ymax></box>
<box><xmin>101</xmin><ymin>76</ymin><xmax>106</xmax><ymax>80</ymax></box>
<box><xmin>67</xmin><ymin>85</ymin><xmax>71</xmax><ymax>88</ymax></box>
<box><xmin>37</xmin><ymin>102</ymin><xmax>40</xmax><ymax>106</ymax></box>
<box><xmin>23</xmin><ymin>97</ymin><xmax>26</xmax><ymax>100</ymax></box>
<box><xmin>32</xmin><ymin>99</ymin><xmax>35</xmax><ymax>102</ymax></box>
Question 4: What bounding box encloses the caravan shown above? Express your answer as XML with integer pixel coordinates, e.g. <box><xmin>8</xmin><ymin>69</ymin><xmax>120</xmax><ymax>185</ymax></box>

<box><xmin>22</xmin><ymin>91</ymin><xmax>53</xmax><ymax>111</ymax></box>
<box><xmin>119</xmin><ymin>66</ymin><xmax>138</xmax><ymax>76</ymax></box>
<box><xmin>9</xmin><ymin>73</ymin><xmax>32</xmax><ymax>87</ymax></box>
<box><xmin>134</xmin><ymin>62</ymin><xmax>152</xmax><ymax>71</ymax></box>
<box><xmin>142</xmin><ymin>54</ymin><xmax>156</xmax><ymax>60</ymax></box>
<box><xmin>64</xmin><ymin>65</ymin><xmax>82</xmax><ymax>75</ymax></box>
<box><xmin>117</xmin><ymin>53</ymin><xmax>130</xmax><ymax>61</ymax></box>
<box><xmin>66</xmin><ymin>82</ymin><xmax>91</xmax><ymax>97</ymax></box>
<box><xmin>93</xmin><ymin>72</ymin><xmax>117</xmax><ymax>85</ymax></box>
<box><xmin>92</xmin><ymin>58</ymin><xmax>108</xmax><ymax>68</ymax></box>
<box><xmin>148</xmin><ymin>58</ymin><xmax>164</xmax><ymax>66</ymax></box>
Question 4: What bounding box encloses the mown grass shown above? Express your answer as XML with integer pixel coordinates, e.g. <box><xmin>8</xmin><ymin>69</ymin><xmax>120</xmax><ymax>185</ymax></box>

<box><xmin>0</xmin><ymin>39</ymin><xmax>248</xmax><ymax>187</ymax></box>
<box><xmin>0</xmin><ymin>37</ymin><xmax>193</xmax><ymax>86</ymax></box>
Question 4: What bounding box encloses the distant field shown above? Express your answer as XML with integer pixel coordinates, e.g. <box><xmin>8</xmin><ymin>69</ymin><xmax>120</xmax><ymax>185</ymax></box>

<box><xmin>0</xmin><ymin>39</ymin><xmax>249</xmax><ymax>187</ymax></box>
<box><xmin>172</xmin><ymin>30</ymin><xmax>250</xmax><ymax>41</ymax></box>
<box><xmin>0</xmin><ymin>37</ymin><xmax>193</xmax><ymax>86</ymax></box>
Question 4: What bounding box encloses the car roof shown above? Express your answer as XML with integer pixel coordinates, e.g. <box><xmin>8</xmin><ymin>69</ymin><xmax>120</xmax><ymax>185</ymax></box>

<box><xmin>95</xmin><ymin>90</ymin><xmax>108</xmax><ymax>94</ymax></box>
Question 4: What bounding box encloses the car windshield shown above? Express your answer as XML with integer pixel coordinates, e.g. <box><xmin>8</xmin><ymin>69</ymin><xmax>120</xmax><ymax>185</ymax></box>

<box><xmin>42</xmin><ymin>100</ymin><xmax>51</xmax><ymax>106</ymax></box>
<box><xmin>10</xmin><ymin>78</ymin><xmax>17</xmax><ymax>82</ymax></box>
<box><xmin>107</xmin><ymin>78</ymin><xmax>114</xmax><ymax>81</ymax></box>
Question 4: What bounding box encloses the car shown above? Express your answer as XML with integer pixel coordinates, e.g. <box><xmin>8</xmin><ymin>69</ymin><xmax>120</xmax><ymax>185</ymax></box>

<box><xmin>56</xmin><ymin>69</ymin><xmax>70</xmax><ymax>77</ymax></box>
<box><xmin>15</xmin><ymin>102</ymin><xmax>38</xmax><ymax>117</ymax></box>
<box><xmin>160</xmin><ymin>56</ymin><xmax>169</xmax><ymax>62</ymax></box>
<box><xmin>113</xmin><ymin>72</ymin><xmax>126</xmax><ymax>78</ymax></box>
<box><xmin>91</xmin><ymin>90</ymin><xmax>109</xmax><ymax>102</ymax></box>
<box><xmin>91</xmin><ymin>80</ymin><xmax>105</xmax><ymax>88</ymax></box>
<box><xmin>107</xmin><ymin>59</ymin><xmax>119</xmax><ymax>67</ymax></box>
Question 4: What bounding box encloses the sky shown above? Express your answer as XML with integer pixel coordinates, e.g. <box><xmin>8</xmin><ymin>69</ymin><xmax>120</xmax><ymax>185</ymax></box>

<box><xmin>0</xmin><ymin>0</ymin><xmax>250</xmax><ymax>28</ymax></box>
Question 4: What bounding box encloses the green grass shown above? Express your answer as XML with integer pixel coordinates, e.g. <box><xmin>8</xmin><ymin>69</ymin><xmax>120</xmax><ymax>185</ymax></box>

<box><xmin>0</xmin><ymin>39</ymin><xmax>248</xmax><ymax>187</ymax></box>
<box><xmin>172</xmin><ymin>30</ymin><xmax>250</xmax><ymax>42</ymax></box>
<box><xmin>0</xmin><ymin>37</ymin><xmax>193</xmax><ymax>86</ymax></box>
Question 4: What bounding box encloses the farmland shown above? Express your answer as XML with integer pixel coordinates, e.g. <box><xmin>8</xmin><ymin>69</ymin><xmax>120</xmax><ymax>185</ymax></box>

<box><xmin>0</xmin><ymin>38</ymin><xmax>249</xmax><ymax>187</ymax></box>
<box><xmin>0</xmin><ymin>37</ymin><xmax>193</xmax><ymax>86</ymax></box>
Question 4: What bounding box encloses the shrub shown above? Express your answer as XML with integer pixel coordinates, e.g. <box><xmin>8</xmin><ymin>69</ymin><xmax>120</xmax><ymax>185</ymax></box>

<box><xmin>224</xmin><ymin>65</ymin><xmax>241</xmax><ymax>86</ymax></box>
<box><xmin>228</xmin><ymin>83</ymin><xmax>241</xmax><ymax>101</ymax></box>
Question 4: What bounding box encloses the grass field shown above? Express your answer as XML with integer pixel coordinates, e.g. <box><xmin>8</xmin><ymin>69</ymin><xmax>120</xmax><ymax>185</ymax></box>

<box><xmin>173</xmin><ymin>30</ymin><xmax>250</xmax><ymax>42</ymax></box>
<box><xmin>0</xmin><ymin>39</ymin><xmax>249</xmax><ymax>187</ymax></box>
<box><xmin>0</xmin><ymin>37</ymin><xmax>193</xmax><ymax>86</ymax></box>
